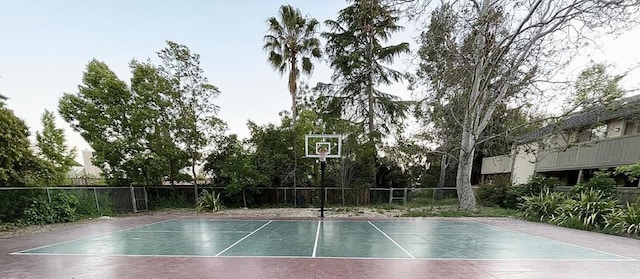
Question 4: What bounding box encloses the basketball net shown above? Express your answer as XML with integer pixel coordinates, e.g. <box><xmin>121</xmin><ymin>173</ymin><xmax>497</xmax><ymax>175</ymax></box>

<box><xmin>318</xmin><ymin>150</ymin><xmax>329</xmax><ymax>162</ymax></box>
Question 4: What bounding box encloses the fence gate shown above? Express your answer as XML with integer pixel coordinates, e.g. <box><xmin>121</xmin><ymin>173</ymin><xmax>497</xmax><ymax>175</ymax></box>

<box><xmin>130</xmin><ymin>186</ymin><xmax>148</xmax><ymax>212</ymax></box>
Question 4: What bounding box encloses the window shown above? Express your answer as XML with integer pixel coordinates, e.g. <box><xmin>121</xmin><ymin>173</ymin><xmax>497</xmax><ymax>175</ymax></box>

<box><xmin>624</xmin><ymin>121</ymin><xmax>639</xmax><ymax>135</ymax></box>
<box><xmin>577</xmin><ymin>124</ymin><xmax>607</xmax><ymax>142</ymax></box>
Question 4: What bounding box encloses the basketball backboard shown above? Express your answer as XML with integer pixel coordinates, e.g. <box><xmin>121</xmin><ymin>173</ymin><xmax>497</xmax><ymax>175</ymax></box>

<box><xmin>304</xmin><ymin>134</ymin><xmax>342</xmax><ymax>159</ymax></box>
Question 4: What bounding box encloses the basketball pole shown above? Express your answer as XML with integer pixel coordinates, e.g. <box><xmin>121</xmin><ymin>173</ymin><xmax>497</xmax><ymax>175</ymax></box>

<box><xmin>320</xmin><ymin>159</ymin><xmax>326</xmax><ymax>218</ymax></box>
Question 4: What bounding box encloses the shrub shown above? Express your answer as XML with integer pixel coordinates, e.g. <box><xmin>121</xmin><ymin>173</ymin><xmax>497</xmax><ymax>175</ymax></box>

<box><xmin>615</xmin><ymin>162</ymin><xmax>640</xmax><ymax>182</ymax></box>
<box><xmin>19</xmin><ymin>193</ymin><xmax>78</xmax><ymax>225</ymax></box>
<box><xmin>196</xmin><ymin>189</ymin><xmax>222</xmax><ymax>212</ymax></box>
<box><xmin>606</xmin><ymin>201</ymin><xmax>640</xmax><ymax>237</ymax></box>
<box><xmin>519</xmin><ymin>189</ymin><xmax>566</xmax><ymax>221</ymax></box>
<box><xmin>73</xmin><ymin>190</ymin><xmax>114</xmax><ymax>217</ymax></box>
<box><xmin>569</xmin><ymin>171</ymin><xmax>618</xmax><ymax>199</ymax></box>
<box><xmin>552</xmin><ymin>189</ymin><xmax>618</xmax><ymax>230</ymax></box>
<box><xmin>149</xmin><ymin>193</ymin><xmax>192</xmax><ymax>210</ymax></box>
<box><xmin>476</xmin><ymin>176</ymin><xmax>511</xmax><ymax>208</ymax></box>
<box><xmin>523</xmin><ymin>175</ymin><xmax>560</xmax><ymax>194</ymax></box>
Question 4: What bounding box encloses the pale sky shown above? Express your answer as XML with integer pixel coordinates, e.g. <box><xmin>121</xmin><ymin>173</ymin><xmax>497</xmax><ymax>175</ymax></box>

<box><xmin>1</xmin><ymin>0</ymin><xmax>639</xmax><ymax>160</ymax></box>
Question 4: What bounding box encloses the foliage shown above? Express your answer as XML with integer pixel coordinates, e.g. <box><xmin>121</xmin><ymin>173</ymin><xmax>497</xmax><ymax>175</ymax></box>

<box><xmin>263</xmin><ymin>5</ymin><xmax>322</xmax><ymax>122</ymax></box>
<box><xmin>522</xmin><ymin>176</ymin><xmax>560</xmax><ymax>194</ymax></box>
<box><xmin>196</xmin><ymin>189</ymin><xmax>222</xmax><ymax>212</ymax></box>
<box><xmin>320</xmin><ymin>0</ymin><xmax>411</xmax><ymax>187</ymax></box>
<box><xmin>476</xmin><ymin>176</ymin><xmax>512</xmax><ymax>208</ymax></box>
<box><xmin>412</xmin><ymin>0</ymin><xmax>640</xmax><ymax>211</ymax></box>
<box><xmin>73</xmin><ymin>190</ymin><xmax>115</xmax><ymax>217</ymax></box>
<box><xmin>59</xmin><ymin>41</ymin><xmax>222</xmax><ymax>186</ymax></box>
<box><xmin>569</xmin><ymin>171</ymin><xmax>618</xmax><ymax>199</ymax></box>
<box><xmin>402</xmin><ymin>206</ymin><xmax>517</xmax><ymax>218</ymax></box>
<box><xmin>204</xmin><ymin>134</ymin><xmax>266</xmax><ymax>207</ymax></box>
<box><xmin>0</xmin><ymin>189</ymin><xmax>115</xmax><ymax>226</ymax></box>
<box><xmin>0</xmin><ymin>103</ymin><xmax>45</xmax><ymax>186</ymax></box>
<box><xmin>19</xmin><ymin>193</ymin><xmax>78</xmax><ymax>225</ymax></box>
<box><xmin>572</xmin><ymin>63</ymin><xmax>625</xmax><ymax>109</ymax></box>
<box><xmin>35</xmin><ymin>110</ymin><xmax>77</xmax><ymax>186</ymax></box>
<box><xmin>606</xmin><ymin>201</ymin><xmax>640</xmax><ymax>237</ymax></box>
<box><xmin>158</xmin><ymin>41</ymin><xmax>223</xmax><ymax>190</ymax></box>
<box><xmin>615</xmin><ymin>162</ymin><xmax>640</xmax><ymax>182</ymax></box>
<box><xmin>520</xmin><ymin>189</ymin><xmax>567</xmax><ymax>221</ymax></box>
<box><xmin>552</xmin><ymin>189</ymin><xmax>618</xmax><ymax>230</ymax></box>
<box><xmin>149</xmin><ymin>193</ymin><xmax>192</xmax><ymax>210</ymax></box>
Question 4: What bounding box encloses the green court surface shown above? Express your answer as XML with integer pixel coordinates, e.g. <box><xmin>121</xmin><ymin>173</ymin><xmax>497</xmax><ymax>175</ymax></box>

<box><xmin>16</xmin><ymin>220</ymin><xmax>627</xmax><ymax>260</ymax></box>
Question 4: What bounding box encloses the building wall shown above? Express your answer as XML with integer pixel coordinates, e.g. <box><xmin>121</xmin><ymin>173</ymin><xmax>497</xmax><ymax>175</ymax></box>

<box><xmin>480</xmin><ymin>155</ymin><xmax>512</xmax><ymax>175</ymax></box>
<box><xmin>511</xmin><ymin>143</ymin><xmax>538</xmax><ymax>185</ymax></box>
<box><xmin>81</xmin><ymin>150</ymin><xmax>103</xmax><ymax>177</ymax></box>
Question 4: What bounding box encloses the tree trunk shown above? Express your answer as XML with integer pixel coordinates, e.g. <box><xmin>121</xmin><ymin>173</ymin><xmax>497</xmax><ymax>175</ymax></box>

<box><xmin>289</xmin><ymin>56</ymin><xmax>298</xmax><ymax>207</ymax></box>
<box><xmin>192</xmin><ymin>156</ymin><xmax>198</xmax><ymax>202</ymax></box>
<box><xmin>366</xmin><ymin>7</ymin><xmax>376</xmax><ymax>203</ymax></box>
<box><xmin>456</xmin><ymin>129</ymin><xmax>477</xmax><ymax>211</ymax></box>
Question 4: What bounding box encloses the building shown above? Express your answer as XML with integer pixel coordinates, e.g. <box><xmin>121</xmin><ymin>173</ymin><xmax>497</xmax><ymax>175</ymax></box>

<box><xmin>481</xmin><ymin>95</ymin><xmax>640</xmax><ymax>187</ymax></box>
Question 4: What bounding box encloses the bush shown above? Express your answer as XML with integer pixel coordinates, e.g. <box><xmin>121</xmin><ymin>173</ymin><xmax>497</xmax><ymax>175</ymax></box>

<box><xmin>569</xmin><ymin>171</ymin><xmax>618</xmax><ymax>199</ymax></box>
<box><xmin>552</xmin><ymin>189</ymin><xmax>618</xmax><ymax>230</ymax></box>
<box><xmin>519</xmin><ymin>189</ymin><xmax>566</xmax><ymax>221</ymax></box>
<box><xmin>19</xmin><ymin>193</ymin><xmax>78</xmax><ymax>225</ymax></box>
<box><xmin>73</xmin><ymin>190</ymin><xmax>114</xmax><ymax>217</ymax></box>
<box><xmin>196</xmin><ymin>189</ymin><xmax>222</xmax><ymax>212</ymax></box>
<box><xmin>149</xmin><ymin>193</ymin><xmax>192</xmax><ymax>210</ymax></box>
<box><xmin>523</xmin><ymin>175</ymin><xmax>560</xmax><ymax>194</ymax></box>
<box><xmin>606</xmin><ymin>201</ymin><xmax>640</xmax><ymax>237</ymax></box>
<box><xmin>476</xmin><ymin>176</ymin><xmax>511</xmax><ymax>208</ymax></box>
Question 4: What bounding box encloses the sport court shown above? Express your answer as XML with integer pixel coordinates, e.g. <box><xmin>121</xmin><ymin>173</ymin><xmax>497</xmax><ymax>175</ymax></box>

<box><xmin>15</xmin><ymin>219</ymin><xmax>625</xmax><ymax>260</ymax></box>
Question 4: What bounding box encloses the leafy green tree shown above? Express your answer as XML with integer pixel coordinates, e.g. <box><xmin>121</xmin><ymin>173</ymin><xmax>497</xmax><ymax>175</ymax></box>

<box><xmin>59</xmin><ymin>60</ymin><xmax>136</xmax><ymax>185</ymax></box>
<box><xmin>0</xmin><ymin>103</ymin><xmax>44</xmax><ymax>186</ymax></box>
<box><xmin>158</xmin><ymin>41</ymin><xmax>222</xmax><ymax>199</ymax></box>
<box><xmin>572</xmin><ymin>62</ymin><xmax>626</xmax><ymax>110</ymax></box>
<box><xmin>59</xmin><ymin>58</ymin><xmax>196</xmax><ymax>186</ymax></box>
<box><xmin>204</xmin><ymin>134</ymin><xmax>266</xmax><ymax>208</ymax></box>
<box><xmin>321</xmin><ymin>0</ymin><xmax>410</xmax><ymax>189</ymax></box>
<box><xmin>35</xmin><ymin>110</ymin><xmax>77</xmax><ymax>186</ymax></box>
<box><xmin>129</xmin><ymin>60</ymin><xmax>191</xmax><ymax>185</ymax></box>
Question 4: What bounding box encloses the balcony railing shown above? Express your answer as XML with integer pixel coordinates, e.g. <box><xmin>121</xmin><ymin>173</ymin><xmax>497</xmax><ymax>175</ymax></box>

<box><xmin>536</xmin><ymin>134</ymin><xmax>640</xmax><ymax>172</ymax></box>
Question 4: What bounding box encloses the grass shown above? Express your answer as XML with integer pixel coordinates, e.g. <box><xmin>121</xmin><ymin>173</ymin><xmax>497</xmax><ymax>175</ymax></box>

<box><xmin>402</xmin><ymin>206</ymin><xmax>518</xmax><ymax>217</ymax></box>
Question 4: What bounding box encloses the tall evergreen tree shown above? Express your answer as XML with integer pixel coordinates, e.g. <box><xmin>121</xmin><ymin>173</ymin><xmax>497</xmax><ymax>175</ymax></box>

<box><xmin>36</xmin><ymin>110</ymin><xmax>77</xmax><ymax>185</ymax></box>
<box><xmin>321</xmin><ymin>0</ymin><xmax>410</xmax><ymax>189</ymax></box>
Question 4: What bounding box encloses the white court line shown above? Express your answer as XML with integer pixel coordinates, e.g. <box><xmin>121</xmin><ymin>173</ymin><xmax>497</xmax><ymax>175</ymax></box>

<box><xmin>312</xmin><ymin>220</ymin><xmax>322</xmax><ymax>257</ymax></box>
<box><xmin>12</xmin><ymin>219</ymin><xmax>174</xmax><ymax>254</ymax></box>
<box><xmin>368</xmin><ymin>221</ymin><xmax>415</xmax><ymax>259</ymax></box>
<box><xmin>214</xmin><ymin>220</ymin><xmax>273</xmax><ymax>257</ymax></box>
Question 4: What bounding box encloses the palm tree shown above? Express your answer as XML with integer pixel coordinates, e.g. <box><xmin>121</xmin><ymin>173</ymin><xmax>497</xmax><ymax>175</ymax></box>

<box><xmin>264</xmin><ymin>5</ymin><xmax>322</xmax><ymax>206</ymax></box>
<box><xmin>263</xmin><ymin>5</ymin><xmax>322</xmax><ymax>122</ymax></box>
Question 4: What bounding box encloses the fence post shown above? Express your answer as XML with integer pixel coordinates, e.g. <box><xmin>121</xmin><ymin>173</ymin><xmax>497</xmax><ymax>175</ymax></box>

<box><xmin>403</xmin><ymin>188</ymin><xmax>407</xmax><ymax>205</ymax></box>
<box><xmin>46</xmin><ymin>188</ymin><xmax>51</xmax><ymax>203</ymax></box>
<box><xmin>389</xmin><ymin>188</ymin><xmax>393</xmax><ymax>204</ymax></box>
<box><xmin>143</xmin><ymin>186</ymin><xmax>148</xmax><ymax>211</ymax></box>
<box><xmin>93</xmin><ymin>187</ymin><xmax>100</xmax><ymax>212</ymax></box>
<box><xmin>130</xmin><ymin>185</ymin><xmax>138</xmax><ymax>213</ymax></box>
